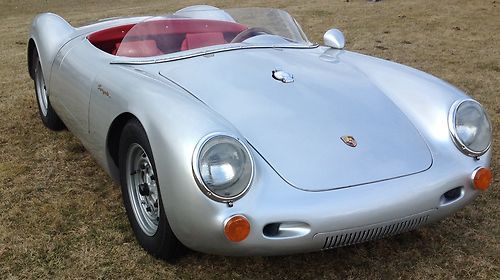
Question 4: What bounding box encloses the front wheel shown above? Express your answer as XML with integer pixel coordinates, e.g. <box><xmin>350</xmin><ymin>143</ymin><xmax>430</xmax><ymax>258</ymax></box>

<box><xmin>118</xmin><ymin>119</ymin><xmax>183</xmax><ymax>261</ymax></box>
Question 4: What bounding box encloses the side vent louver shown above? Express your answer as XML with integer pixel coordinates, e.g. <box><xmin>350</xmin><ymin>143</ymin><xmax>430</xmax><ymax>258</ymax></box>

<box><xmin>321</xmin><ymin>215</ymin><xmax>429</xmax><ymax>250</ymax></box>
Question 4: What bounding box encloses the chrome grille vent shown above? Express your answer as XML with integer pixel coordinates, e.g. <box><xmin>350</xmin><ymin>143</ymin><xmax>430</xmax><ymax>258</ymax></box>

<box><xmin>322</xmin><ymin>215</ymin><xmax>429</xmax><ymax>250</ymax></box>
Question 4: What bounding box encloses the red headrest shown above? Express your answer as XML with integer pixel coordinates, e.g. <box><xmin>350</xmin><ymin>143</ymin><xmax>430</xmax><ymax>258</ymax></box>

<box><xmin>181</xmin><ymin>32</ymin><xmax>226</xmax><ymax>51</ymax></box>
<box><xmin>114</xmin><ymin>40</ymin><xmax>163</xmax><ymax>57</ymax></box>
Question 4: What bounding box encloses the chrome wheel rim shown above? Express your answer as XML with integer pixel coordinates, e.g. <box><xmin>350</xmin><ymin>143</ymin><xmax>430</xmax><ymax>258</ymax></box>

<box><xmin>126</xmin><ymin>143</ymin><xmax>160</xmax><ymax>236</ymax></box>
<box><xmin>34</xmin><ymin>61</ymin><xmax>48</xmax><ymax>117</ymax></box>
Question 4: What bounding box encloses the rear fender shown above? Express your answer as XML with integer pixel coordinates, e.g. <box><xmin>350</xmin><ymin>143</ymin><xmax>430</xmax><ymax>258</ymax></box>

<box><xmin>29</xmin><ymin>13</ymin><xmax>75</xmax><ymax>90</ymax></box>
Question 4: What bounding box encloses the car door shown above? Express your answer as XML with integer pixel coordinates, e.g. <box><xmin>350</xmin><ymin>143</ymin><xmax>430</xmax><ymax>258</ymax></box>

<box><xmin>50</xmin><ymin>38</ymin><xmax>97</xmax><ymax>140</ymax></box>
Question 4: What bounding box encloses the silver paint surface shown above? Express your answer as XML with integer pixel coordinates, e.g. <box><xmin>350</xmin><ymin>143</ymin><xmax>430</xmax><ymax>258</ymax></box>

<box><xmin>28</xmin><ymin>10</ymin><xmax>492</xmax><ymax>256</ymax></box>
<box><xmin>157</xmin><ymin>48</ymin><xmax>433</xmax><ymax>191</ymax></box>
<box><xmin>323</xmin><ymin>28</ymin><xmax>345</xmax><ymax>49</ymax></box>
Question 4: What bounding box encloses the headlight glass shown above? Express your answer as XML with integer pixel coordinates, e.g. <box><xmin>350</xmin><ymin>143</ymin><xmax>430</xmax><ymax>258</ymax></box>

<box><xmin>194</xmin><ymin>134</ymin><xmax>253</xmax><ymax>201</ymax></box>
<box><xmin>450</xmin><ymin>100</ymin><xmax>492</xmax><ymax>156</ymax></box>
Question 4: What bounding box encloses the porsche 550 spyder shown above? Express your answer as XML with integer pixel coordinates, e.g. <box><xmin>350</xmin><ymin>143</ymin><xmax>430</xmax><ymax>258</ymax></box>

<box><xmin>27</xmin><ymin>5</ymin><xmax>493</xmax><ymax>261</ymax></box>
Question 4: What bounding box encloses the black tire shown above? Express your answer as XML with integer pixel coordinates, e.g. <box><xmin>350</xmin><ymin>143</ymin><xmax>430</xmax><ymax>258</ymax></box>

<box><xmin>118</xmin><ymin>118</ymin><xmax>184</xmax><ymax>262</ymax></box>
<box><xmin>32</xmin><ymin>48</ymin><xmax>65</xmax><ymax>131</ymax></box>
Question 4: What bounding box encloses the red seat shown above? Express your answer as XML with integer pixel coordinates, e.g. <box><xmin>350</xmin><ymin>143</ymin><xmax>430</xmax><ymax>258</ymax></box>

<box><xmin>88</xmin><ymin>20</ymin><xmax>247</xmax><ymax>55</ymax></box>
<box><xmin>180</xmin><ymin>32</ymin><xmax>226</xmax><ymax>51</ymax></box>
<box><xmin>114</xmin><ymin>40</ymin><xmax>163</xmax><ymax>57</ymax></box>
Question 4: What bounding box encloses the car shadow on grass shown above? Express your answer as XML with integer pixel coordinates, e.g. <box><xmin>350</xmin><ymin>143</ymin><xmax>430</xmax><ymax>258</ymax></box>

<box><xmin>170</xmin><ymin>223</ymin><xmax>472</xmax><ymax>279</ymax></box>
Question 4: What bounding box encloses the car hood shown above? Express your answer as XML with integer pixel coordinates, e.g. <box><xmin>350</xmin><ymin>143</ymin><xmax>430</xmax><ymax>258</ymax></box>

<box><xmin>157</xmin><ymin>47</ymin><xmax>432</xmax><ymax>191</ymax></box>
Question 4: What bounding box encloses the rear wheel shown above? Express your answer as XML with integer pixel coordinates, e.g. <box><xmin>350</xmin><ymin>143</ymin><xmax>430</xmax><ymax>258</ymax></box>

<box><xmin>119</xmin><ymin>119</ymin><xmax>183</xmax><ymax>261</ymax></box>
<box><xmin>32</xmin><ymin>48</ymin><xmax>64</xmax><ymax>130</ymax></box>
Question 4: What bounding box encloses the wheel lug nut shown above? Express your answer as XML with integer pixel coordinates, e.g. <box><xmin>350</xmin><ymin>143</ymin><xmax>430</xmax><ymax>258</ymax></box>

<box><xmin>138</xmin><ymin>183</ymin><xmax>150</xmax><ymax>196</ymax></box>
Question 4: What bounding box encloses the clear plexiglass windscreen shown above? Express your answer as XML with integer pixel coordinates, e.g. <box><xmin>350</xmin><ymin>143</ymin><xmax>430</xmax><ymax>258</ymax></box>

<box><xmin>115</xmin><ymin>6</ymin><xmax>311</xmax><ymax>57</ymax></box>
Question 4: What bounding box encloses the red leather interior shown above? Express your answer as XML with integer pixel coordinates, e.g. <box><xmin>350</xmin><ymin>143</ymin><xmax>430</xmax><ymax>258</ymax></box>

<box><xmin>114</xmin><ymin>40</ymin><xmax>163</xmax><ymax>57</ymax></box>
<box><xmin>87</xmin><ymin>19</ymin><xmax>247</xmax><ymax>57</ymax></box>
<box><xmin>180</xmin><ymin>32</ymin><xmax>226</xmax><ymax>51</ymax></box>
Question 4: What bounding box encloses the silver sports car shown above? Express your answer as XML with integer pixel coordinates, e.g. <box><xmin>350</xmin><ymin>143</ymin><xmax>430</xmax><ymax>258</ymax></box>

<box><xmin>28</xmin><ymin>5</ymin><xmax>493</xmax><ymax>261</ymax></box>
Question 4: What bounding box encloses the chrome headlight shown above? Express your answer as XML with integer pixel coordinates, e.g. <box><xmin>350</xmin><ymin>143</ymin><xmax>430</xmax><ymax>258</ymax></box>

<box><xmin>193</xmin><ymin>133</ymin><xmax>254</xmax><ymax>202</ymax></box>
<box><xmin>449</xmin><ymin>99</ymin><xmax>492</xmax><ymax>157</ymax></box>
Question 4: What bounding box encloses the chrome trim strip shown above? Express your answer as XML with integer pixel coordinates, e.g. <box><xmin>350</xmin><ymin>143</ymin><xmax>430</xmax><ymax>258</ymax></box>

<box><xmin>448</xmin><ymin>99</ymin><xmax>492</xmax><ymax>157</ymax></box>
<box><xmin>192</xmin><ymin>132</ymin><xmax>255</xmax><ymax>203</ymax></box>
<box><xmin>110</xmin><ymin>44</ymin><xmax>319</xmax><ymax>65</ymax></box>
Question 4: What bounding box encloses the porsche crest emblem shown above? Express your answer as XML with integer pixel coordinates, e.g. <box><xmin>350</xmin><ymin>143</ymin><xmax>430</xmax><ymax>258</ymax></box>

<box><xmin>341</xmin><ymin>135</ymin><xmax>357</xmax><ymax>147</ymax></box>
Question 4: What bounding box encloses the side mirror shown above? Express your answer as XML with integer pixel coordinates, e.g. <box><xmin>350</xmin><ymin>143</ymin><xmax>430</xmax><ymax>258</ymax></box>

<box><xmin>323</xmin><ymin>29</ymin><xmax>345</xmax><ymax>49</ymax></box>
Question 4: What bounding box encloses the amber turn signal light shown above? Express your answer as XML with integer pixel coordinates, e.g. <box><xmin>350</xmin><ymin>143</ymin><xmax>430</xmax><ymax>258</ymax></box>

<box><xmin>224</xmin><ymin>215</ymin><xmax>250</xmax><ymax>242</ymax></box>
<box><xmin>472</xmin><ymin>167</ymin><xmax>492</xmax><ymax>191</ymax></box>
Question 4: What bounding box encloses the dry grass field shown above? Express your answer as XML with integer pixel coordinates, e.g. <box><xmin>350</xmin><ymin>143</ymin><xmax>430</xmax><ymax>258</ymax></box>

<box><xmin>0</xmin><ymin>0</ymin><xmax>498</xmax><ymax>279</ymax></box>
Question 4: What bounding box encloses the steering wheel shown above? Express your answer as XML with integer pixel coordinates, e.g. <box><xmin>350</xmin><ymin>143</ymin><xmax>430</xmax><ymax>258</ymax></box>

<box><xmin>230</xmin><ymin>27</ymin><xmax>274</xmax><ymax>43</ymax></box>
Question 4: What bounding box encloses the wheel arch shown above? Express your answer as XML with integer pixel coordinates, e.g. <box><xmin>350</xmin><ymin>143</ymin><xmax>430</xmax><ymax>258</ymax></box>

<box><xmin>27</xmin><ymin>38</ymin><xmax>36</xmax><ymax>79</ymax></box>
<box><xmin>107</xmin><ymin>112</ymin><xmax>140</xmax><ymax>171</ymax></box>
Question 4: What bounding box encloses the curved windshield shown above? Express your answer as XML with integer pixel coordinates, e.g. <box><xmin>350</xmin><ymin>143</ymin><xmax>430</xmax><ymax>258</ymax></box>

<box><xmin>114</xmin><ymin>6</ymin><xmax>311</xmax><ymax>58</ymax></box>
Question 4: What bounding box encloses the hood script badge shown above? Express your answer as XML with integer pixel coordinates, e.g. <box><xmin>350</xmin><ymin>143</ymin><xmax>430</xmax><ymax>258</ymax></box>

<box><xmin>341</xmin><ymin>135</ymin><xmax>357</xmax><ymax>147</ymax></box>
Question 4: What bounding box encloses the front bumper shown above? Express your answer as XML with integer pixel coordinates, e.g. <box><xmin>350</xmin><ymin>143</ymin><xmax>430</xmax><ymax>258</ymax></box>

<box><xmin>161</xmin><ymin>149</ymin><xmax>487</xmax><ymax>256</ymax></box>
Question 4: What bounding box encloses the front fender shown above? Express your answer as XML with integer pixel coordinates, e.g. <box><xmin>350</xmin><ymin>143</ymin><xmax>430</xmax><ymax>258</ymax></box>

<box><xmin>88</xmin><ymin>65</ymin><xmax>243</xmax><ymax>240</ymax></box>
<box><xmin>341</xmin><ymin>50</ymin><xmax>492</xmax><ymax>166</ymax></box>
